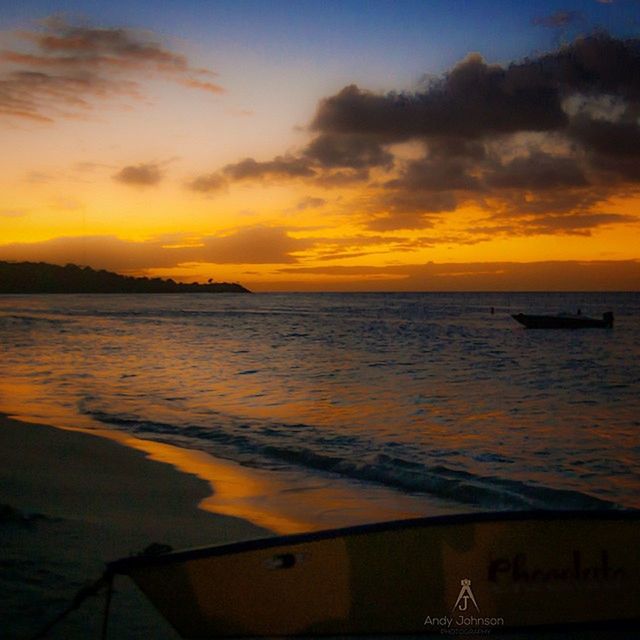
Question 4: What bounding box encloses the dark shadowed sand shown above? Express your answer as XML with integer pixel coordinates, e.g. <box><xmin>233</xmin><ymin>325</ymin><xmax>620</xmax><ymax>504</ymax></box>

<box><xmin>0</xmin><ymin>413</ymin><xmax>268</xmax><ymax>639</ymax></box>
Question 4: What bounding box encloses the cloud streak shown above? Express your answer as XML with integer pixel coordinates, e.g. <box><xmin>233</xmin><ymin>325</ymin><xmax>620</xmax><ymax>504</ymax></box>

<box><xmin>222</xmin><ymin>156</ymin><xmax>316</xmax><ymax>181</ymax></box>
<box><xmin>0</xmin><ymin>227</ymin><xmax>311</xmax><ymax>270</ymax></box>
<box><xmin>0</xmin><ymin>17</ymin><xmax>223</xmax><ymax>123</ymax></box>
<box><xmin>113</xmin><ymin>162</ymin><xmax>163</xmax><ymax>186</ymax></box>
<box><xmin>275</xmin><ymin>260</ymin><xmax>640</xmax><ymax>291</ymax></box>
<box><xmin>2</xmin><ymin>232</ymin><xmax>637</xmax><ymax>291</ymax></box>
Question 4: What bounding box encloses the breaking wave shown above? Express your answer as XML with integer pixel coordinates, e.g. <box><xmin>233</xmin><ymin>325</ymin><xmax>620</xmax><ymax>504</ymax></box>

<box><xmin>82</xmin><ymin>406</ymin><xmax>616</xmax><ymax>511</ymax></box>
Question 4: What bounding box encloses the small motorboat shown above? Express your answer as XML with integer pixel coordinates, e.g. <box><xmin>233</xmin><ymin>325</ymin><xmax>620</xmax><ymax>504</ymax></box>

<box><xmin>512</xmin><ymin>311</ymin><xmax>613</xmax><ymax>329</ymax></box>
<box><xmin>107</xmin><ymin>509</ymin><xmax>639</xmax><ymax>637</ymax></box>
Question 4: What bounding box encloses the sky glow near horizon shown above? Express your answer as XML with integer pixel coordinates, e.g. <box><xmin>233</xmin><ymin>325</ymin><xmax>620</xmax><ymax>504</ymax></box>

<box><xmin>1</xmin><ymin>0</ymin><xmax>639</xmax><ymax>290</ymax></box>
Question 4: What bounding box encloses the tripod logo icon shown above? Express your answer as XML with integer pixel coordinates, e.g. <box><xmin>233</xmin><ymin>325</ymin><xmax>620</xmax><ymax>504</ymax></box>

<box><xmin>452</xmin><ymin>578</ymin><xmax>479</xmax><ymax>612</ymax></box>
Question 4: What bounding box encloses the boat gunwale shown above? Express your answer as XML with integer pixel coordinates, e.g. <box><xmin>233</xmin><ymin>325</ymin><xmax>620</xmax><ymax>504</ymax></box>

<box><xmin>107</xmin><ymin>508</ymin><xmax>640</xmax><ymax>575</ymax></box>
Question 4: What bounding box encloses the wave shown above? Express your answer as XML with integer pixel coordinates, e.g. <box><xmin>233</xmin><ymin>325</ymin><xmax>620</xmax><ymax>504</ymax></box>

<box><xmin>82</xmin><ymin>407</ymin><xmax>616</xmax><ymax>512</ymax></box>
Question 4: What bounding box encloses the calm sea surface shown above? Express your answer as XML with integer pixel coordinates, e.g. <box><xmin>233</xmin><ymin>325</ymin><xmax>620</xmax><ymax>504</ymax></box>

<box><xmin>1</xmin><ymin>292</ymin><xmax>638</xmax><ymax>530</ymax></box>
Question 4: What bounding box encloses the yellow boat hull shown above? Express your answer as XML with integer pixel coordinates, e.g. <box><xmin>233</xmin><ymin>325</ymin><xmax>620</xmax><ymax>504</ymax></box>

<box><xmin>110</xmin><ymin>511</ymin><xmax>640</xmax><ymax>637</ymax></box>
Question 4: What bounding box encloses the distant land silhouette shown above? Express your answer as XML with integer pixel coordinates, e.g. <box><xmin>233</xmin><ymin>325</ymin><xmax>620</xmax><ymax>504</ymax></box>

<box><xmin>0</xmin><ymin>261</ymin><xmax>250</xmax><ymax>294</ymax></box>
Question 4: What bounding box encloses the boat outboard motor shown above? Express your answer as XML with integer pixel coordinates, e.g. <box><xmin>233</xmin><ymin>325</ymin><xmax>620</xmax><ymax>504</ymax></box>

<box><xmin>602</xmin><ymin>311</ymin><xmax>614</xmax><ymax>327</ymax></box>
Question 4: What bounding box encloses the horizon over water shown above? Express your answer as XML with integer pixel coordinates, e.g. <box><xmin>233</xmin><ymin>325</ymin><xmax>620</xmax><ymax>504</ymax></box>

<box><xmin>1</xmin><ymin>292</ymin><xmax>638</xmax><ymax>532</ymax></box>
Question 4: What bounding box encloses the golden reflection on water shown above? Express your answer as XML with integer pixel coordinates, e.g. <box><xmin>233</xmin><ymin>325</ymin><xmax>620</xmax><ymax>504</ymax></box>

<box><xmin>119</xmin><ymin>438</ymin><xmax>441</xmax><ymax>534</ymax></box>
<box><xmin>1</xmin><ymin>378</ymin><xmax>441</xmax><ymax>534</ymax></box>
<box><xmin>8</xmin><ymin>413</ymin><xmax>436</xmax><ymax>534</ymax></box>
<box><xmin>0</xmin><ymin>380</ymin><xmax>95</xmax><ymax>430</ymax></box>
<box><xmin>120</xmin><ymin>437</ymin><xmax>315</xmax><ymax>534</ymax></box>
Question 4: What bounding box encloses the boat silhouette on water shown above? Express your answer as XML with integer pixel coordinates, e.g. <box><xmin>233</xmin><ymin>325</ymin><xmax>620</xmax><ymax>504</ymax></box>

<box><xmin>107</xmin><ymin>510</ymin><xmax>639</xmax><ymax>637</ymax></box>
<box><xmin>512</xmin><ymin>311</ymin><xmax>614</xmax><ymax>329</ymax></box>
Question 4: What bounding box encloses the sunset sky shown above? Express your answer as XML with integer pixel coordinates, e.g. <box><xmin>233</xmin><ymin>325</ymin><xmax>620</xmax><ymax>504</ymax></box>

<box><xmin>1</xmin><ymin>0</ymin><xmax>639</xmax><ymax>291</ymax></box>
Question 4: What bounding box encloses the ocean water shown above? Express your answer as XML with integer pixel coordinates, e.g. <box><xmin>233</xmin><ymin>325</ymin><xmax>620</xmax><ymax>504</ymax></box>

<box><xmin>1</xmin><ymin>292</ymin><xmax>638</xmax><ymax>530</ymax></box>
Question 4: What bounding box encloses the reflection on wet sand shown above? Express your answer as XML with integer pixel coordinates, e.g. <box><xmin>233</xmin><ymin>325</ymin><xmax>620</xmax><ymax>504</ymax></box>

<box><xmin>2</xmin><ymin>378</ymin><xmax>459</xmax><ymax>534</ymax></box>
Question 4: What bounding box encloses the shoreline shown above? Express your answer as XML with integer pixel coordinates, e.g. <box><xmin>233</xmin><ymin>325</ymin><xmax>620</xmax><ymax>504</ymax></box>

<box><xmin>0</xmin><ymin>412</ymin><xmax>269</xmax><ymax>639</ymax></box>
<box><xmin>0</xmin><ymin>408</ymin><xmax>323</xmax><ymax>534</ymax></box>
<box><xmin>0</xmin><ymin>412</ymin><xmax>272</xmax><ymax>545</ymax></box>
<box><xmin>1</xmin><ymin>404</ymin><xmax>464</xmax><ymax>535</ymax></box>
<box><xmin>0</xmin><ymin>410</ymin><xmax>458</xmax><ymax>637</ymax></box>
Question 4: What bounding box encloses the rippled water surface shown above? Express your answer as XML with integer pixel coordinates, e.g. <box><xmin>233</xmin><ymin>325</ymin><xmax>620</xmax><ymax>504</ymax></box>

<box><xmin>1</xmin><ymin>292</ymin><xmax>638</xmax><ymax>526</ymax></box>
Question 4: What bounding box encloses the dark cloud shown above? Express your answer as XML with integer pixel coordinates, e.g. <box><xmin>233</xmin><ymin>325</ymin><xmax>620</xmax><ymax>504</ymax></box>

<box><xmin>485</xmin><ymin>151</ymin><xmax>588</xmax><ymax>190</ymax></box>
<box><xmin>310</xmin><ymin>57</ymin><xmax>565</xmax><ymax>141</ymax></box>
<box><xmin>474</xmin><ymin>185</ymin><xmax>629</xmax><ymax>237</ymax></box>
<box><xmin>187</xmin><ymin>172</ymin><xmax>228</xmax><ymax>193</ymax></box>
<box><xmin>187</xmin><ymin>34</ymin><xmax>640</xmax><ymax>239</ymax></box>
<box><xmin>386</xmin><ymin>157</ymin><xmax>481</xmax><ymax>192</ymax></box>
<box><xmin>549</xmin><ymin>36</ymin><xmax>640</xmax><ymax>99</ymax></box>
<box><xmin>368</xmin><ymin>192</ymin><xmax>457</xmax><ymax>231</ymax></box>
<box><xmin>590</xmin><ymin>154</ymin><xmax>640</xmax><ymax>182</ymax></box>
<box><xmin>526</xmin><ymin>212</ymin><xmax>635</xmax><ymax>235</ymax></box>
<box><xmin>188</xmin><ymin>156</ymin><xmax>316</xmax><ymax>191</ymax></box>
<box><xmin>427</xmin><ymin>137</ymin><xmax>487</xmax><ymax>160</ymax></box>
<box><xmin>113</xmin><ymin>162</ymin><xmax>163</xmax><ymax>186</ymax></box>
<box><xmin>0</xmin><ymin>69</ymin><xmax>122</xmax><ymax>122</ymax></box>
<box><xmin>313</xmin><ymin>168</ymin><xmax>370</xmax><ymax>187</ymax></box>
<box><xmin>532</xmin><ymin>11</ymin><xmax>582</xmax><ymax>29</ymax></box>
<box><xmin>471</xmin><ymin>211</ymin><xmax>635</xmax><ymax>236</ymax></box>
<box><xmin>190</xmin><ymin>136</ymin><xmax>385</xmax><ymax>192</ymax></box>
<box><xmin>303</xmin><ymin>133</ymin><xmax>393</xmax><ymax>169</ymax></box>
<box><xmin>315</xmin><ymin>35</ymin><xmax>640</xmax><ymax>231</ymax></box>
<box><xmin>570</xmin><ymin>116</ymin><xmax>640</xmax><ymax>159</ymax></box>
<box><xmin>0</xmin><ymin>17</ymin><xmax>222</xmax><ymax>123</ymax></box>
<box><xmin>490</xmin><ymin>187</ymin><xmax>607</xmax><ymax>216</ymax></box>
<box><xmin>310</xmin><ymin>35</ymin><xmax>640</xmax><ymax>143</ymax></box>
<box><xmin>222</xmin><ymin>155</ymin><xmax>316</xmax><ymax>180</ymax></box>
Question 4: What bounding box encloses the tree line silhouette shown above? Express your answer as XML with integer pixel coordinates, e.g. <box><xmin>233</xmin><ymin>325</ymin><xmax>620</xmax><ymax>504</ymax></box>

<box><xmin>0</xmin><ymin>261</ymin><xmax>249</xmax><ymax>294</ymax></box>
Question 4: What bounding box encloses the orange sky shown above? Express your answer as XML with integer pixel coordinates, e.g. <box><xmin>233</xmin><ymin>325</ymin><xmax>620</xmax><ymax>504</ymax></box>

<box><xmin>1</xmin><ymin>10</ymin><xmax>639</xmax><ymax>291</ymax></box>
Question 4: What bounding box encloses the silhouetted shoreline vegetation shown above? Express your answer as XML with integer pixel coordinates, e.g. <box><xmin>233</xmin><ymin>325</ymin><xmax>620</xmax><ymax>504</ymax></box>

<box><xmin>0</xmin><ymin>261</ymin><xmax>250</xmax><ymax>294</ymax></box>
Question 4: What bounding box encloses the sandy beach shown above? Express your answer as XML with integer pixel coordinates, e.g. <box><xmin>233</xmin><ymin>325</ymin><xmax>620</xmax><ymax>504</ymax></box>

<box><xmin>2</xmin><ymin>416</ymin><xmax>636</xmax><ymax>640</ymax></box>
<box><xmin>0</xmin><ymin>413</ymin><xmax>269</xmax><ymax>639</ymax></box>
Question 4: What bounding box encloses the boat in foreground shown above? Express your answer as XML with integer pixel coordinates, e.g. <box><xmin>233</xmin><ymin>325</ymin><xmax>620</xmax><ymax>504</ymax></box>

<box><xmin>108</xmin><ymin>510</ymin><xmax>639</xmax><ymax>637</ymax></box>
<box><xmin>512</xmin><ymin>311</ymin><xmax>614</xmax><ymax>329</ymax></box>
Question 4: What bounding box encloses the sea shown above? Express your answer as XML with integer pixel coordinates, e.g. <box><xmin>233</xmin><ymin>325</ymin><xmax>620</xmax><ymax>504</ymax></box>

<box><xmin>1</xmin><ymin>292</ymin><xmax>638</xmax><ymax>532</ymax></box>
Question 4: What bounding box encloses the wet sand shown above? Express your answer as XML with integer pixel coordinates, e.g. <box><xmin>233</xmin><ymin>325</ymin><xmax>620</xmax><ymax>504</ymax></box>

<box><xmin>0</xmin><ymin>413</ymin><xmax>268</xmax><ymax>639</ymax></box>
